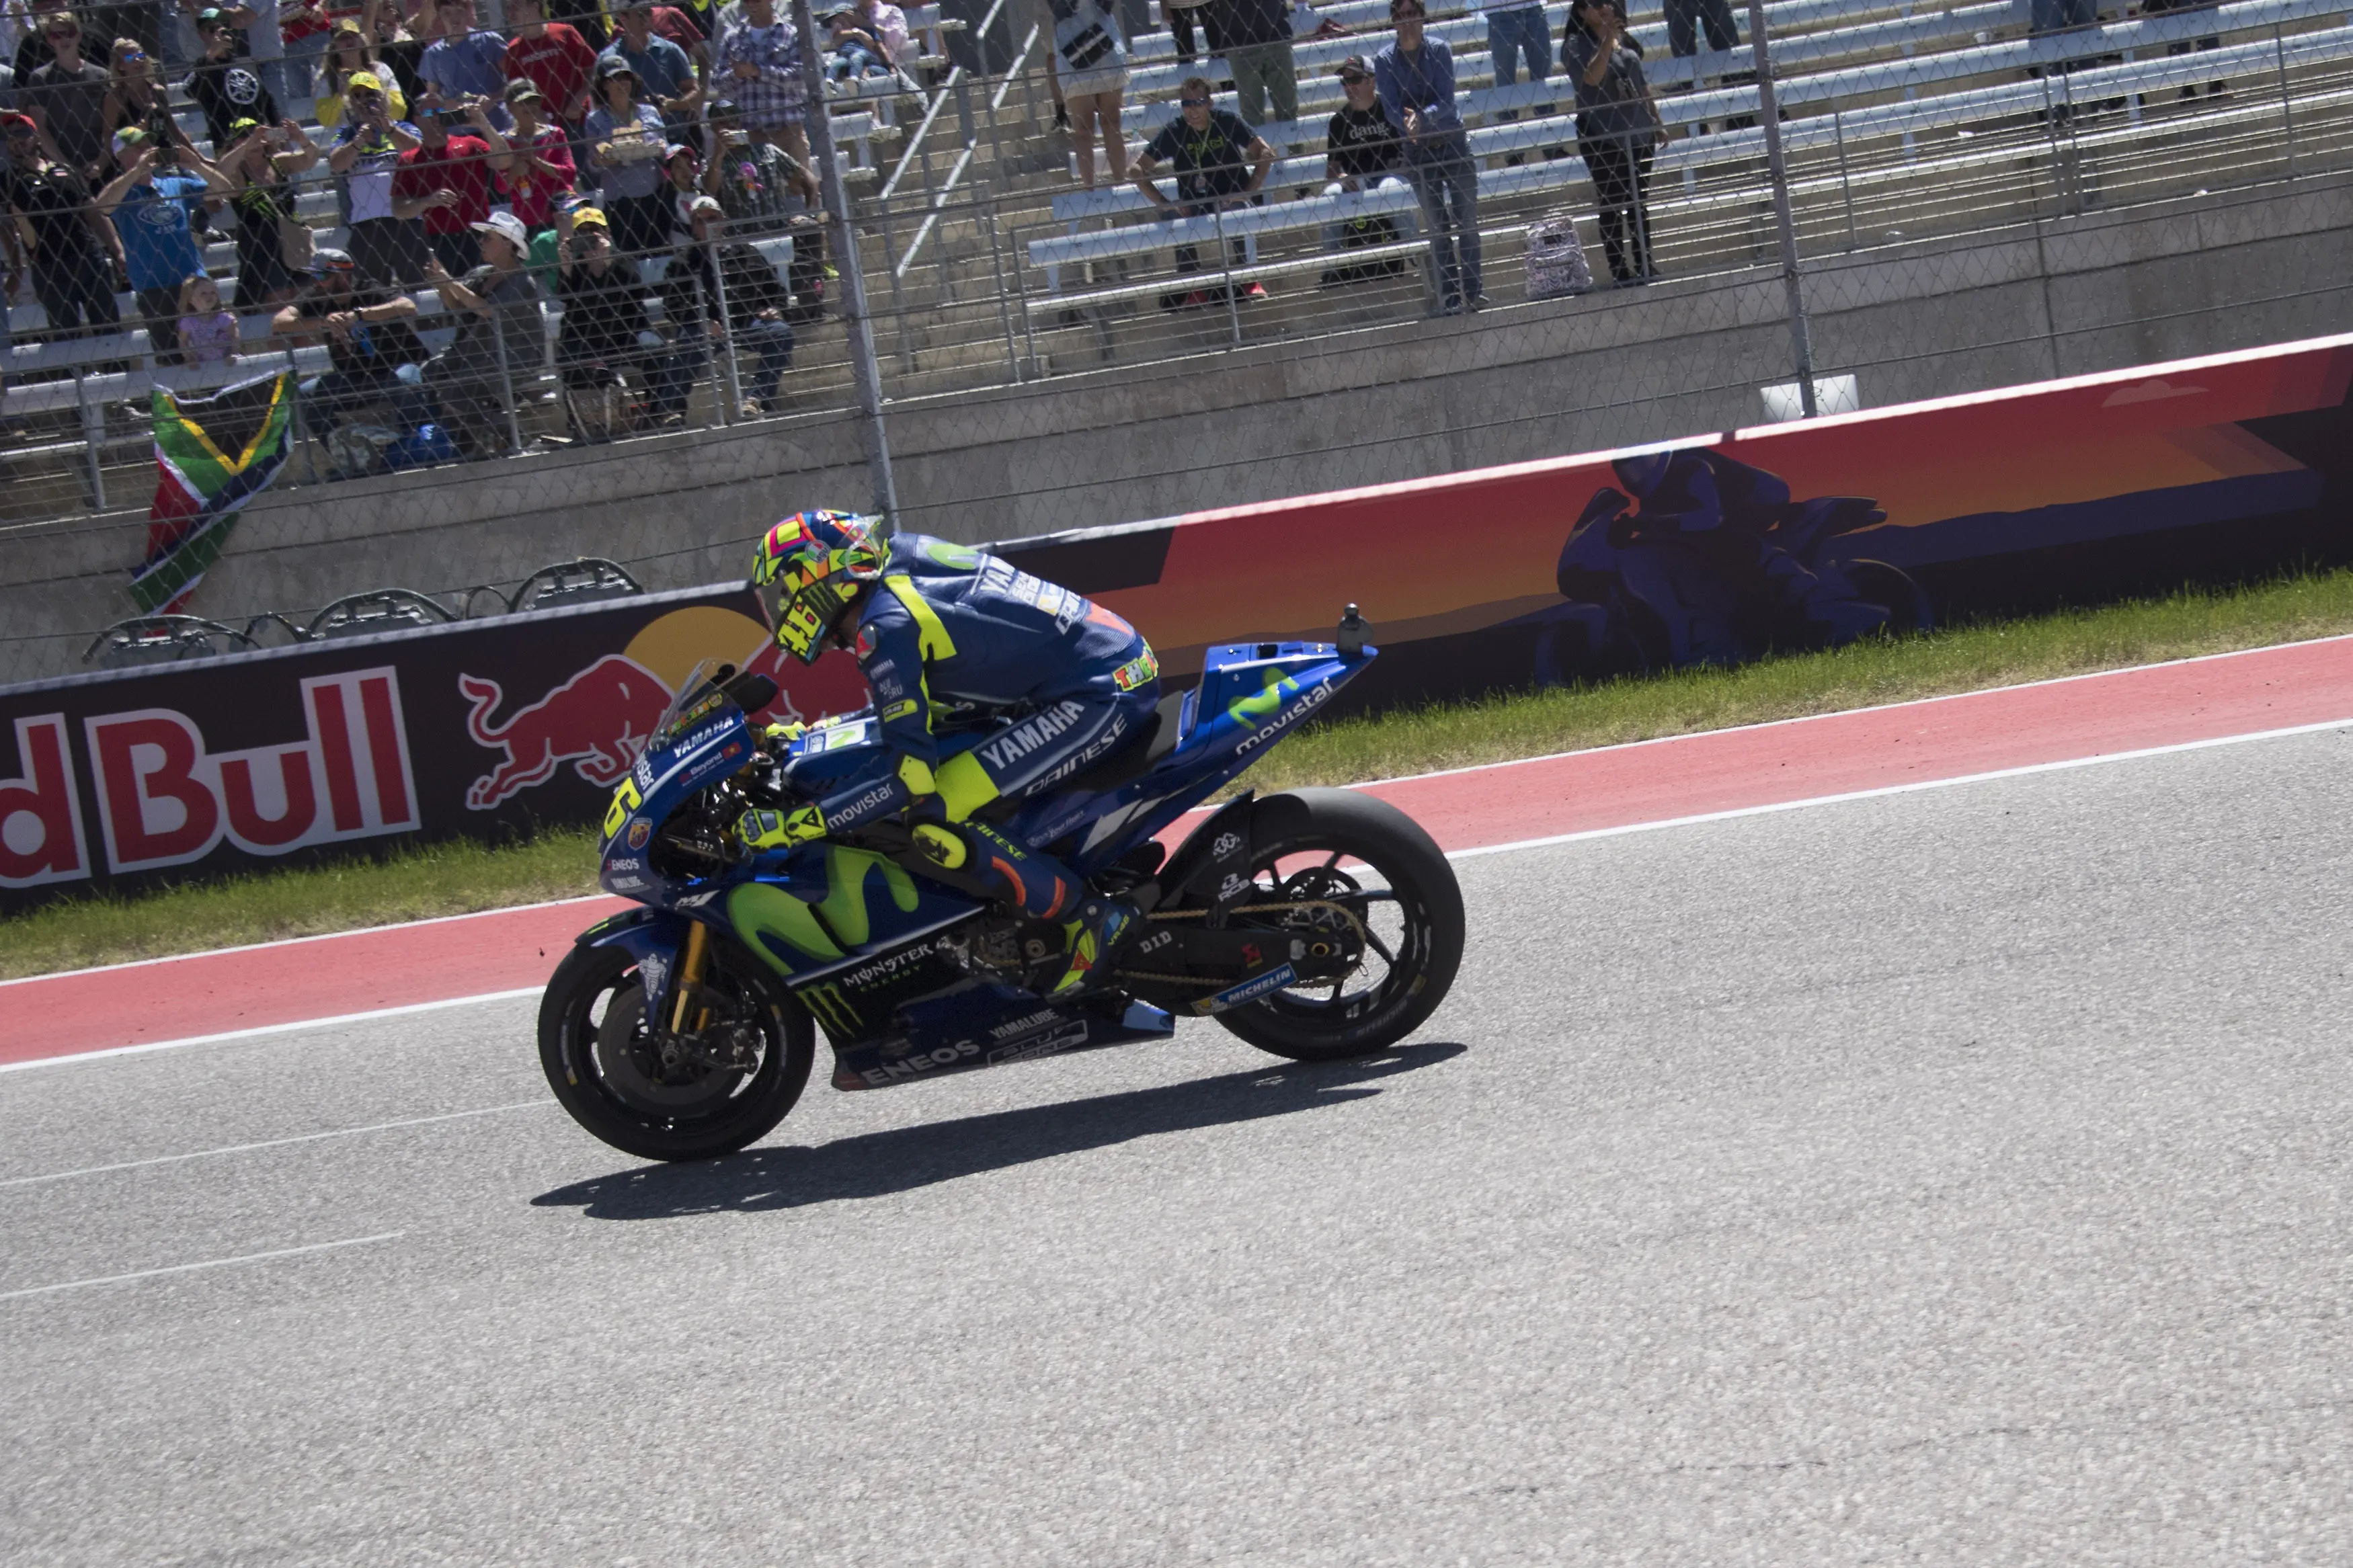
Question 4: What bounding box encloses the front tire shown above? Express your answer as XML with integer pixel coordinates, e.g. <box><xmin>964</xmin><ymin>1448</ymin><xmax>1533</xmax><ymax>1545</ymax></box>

<box><xmin>1211</xmin><ymin>788</ymin><xmax>1465</xmax><ymax>1062</ymax></box>
<box><xmin>539</xmin><ymin>932</ymin><xmax>815</xmax><ymax>1162</ymax></box>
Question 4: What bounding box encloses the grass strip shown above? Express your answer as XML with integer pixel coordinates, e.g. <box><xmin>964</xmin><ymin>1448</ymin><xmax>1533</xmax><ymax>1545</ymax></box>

<box><xmin>6</xmin><ymin>567</ymin><xmax>2352</xmax><ymax>980</ymax></box>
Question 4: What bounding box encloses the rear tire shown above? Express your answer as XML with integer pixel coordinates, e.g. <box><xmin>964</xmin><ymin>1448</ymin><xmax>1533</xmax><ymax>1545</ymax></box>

<box><xmin>539</xmin><ymin>933</ymin><xmax>815</xmax><ymax>1162</ymax></box>
<box><xmin>1211</xmin><ymin>788</ymin><xmax>1465</xmax><ymax>1063</ymax></box>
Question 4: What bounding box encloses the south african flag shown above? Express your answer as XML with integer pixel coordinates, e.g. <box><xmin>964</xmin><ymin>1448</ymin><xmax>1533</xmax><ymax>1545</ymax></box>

<box><xmin>130</xmin><ymin>372</ymin><xmax>295</xmax><ymax>616</ymax></box>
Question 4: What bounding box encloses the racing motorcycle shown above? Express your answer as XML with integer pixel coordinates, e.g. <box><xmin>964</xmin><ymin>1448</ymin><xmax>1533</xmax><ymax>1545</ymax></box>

<box><xmin>539</xmin><ymin>607</ymin><xmax>1465</xmax><ymax>1161</ymax></box>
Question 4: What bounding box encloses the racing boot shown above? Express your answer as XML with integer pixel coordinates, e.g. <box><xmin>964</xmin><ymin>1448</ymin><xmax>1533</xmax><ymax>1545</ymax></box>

<box><xmin>1053</xmin><ymin>897</ymin><xmax>1138</xmax><ymax>996</ymax></box>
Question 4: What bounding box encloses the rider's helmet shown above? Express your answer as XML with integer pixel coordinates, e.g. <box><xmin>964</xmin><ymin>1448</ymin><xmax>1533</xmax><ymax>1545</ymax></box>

<box><xmin>749</xmin><ymin>509</ymin><xmax>885</xmax><ymax>662</ymax></box>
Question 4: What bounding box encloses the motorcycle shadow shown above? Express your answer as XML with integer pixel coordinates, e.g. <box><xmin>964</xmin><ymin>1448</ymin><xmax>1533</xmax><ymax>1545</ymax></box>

<box><xmin>531</xmin><ymin>1040</ymin><xmax>1468</xmax><ymax>1220</ymax></box>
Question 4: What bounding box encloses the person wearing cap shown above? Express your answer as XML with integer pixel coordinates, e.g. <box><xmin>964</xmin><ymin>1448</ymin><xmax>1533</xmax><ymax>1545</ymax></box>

<box><xmin>329</xmin><ymin>67</ymin><xmax>428</xmax><ymax>285</ymax></box>
<box><xmin>551</xmin><ymin>199</ymin><xmax>655</xmax><ymax>435</ymax></box>
<box><xmin>313</xmin><ymin>19</ymin><xmax>403</xmax><ymax>128</ymax></box>
<box><xmin>712</xmin><ymin>0</ymin><xmax>807</xmax><ymax>169</ymax></box>
<box><xmin>821</xmin><ymin>0</ymin><xmax>901</xmax><ymax>83</ymax></box>
<box><xmin>1317</xmin><ymin>54</ymin><xmax>1412</xmax><ymax>287</ymax></box>
<box><xmin>701</xmin><ymin>92</ymin><xmax>817</xmax><ymax>233</ymax></box>
<box><xmin>503</xmin><ymin>0</ymin><xmax>596</xmax><ymax>125</ymax></box>
<box><xmin>657</xmin><ymin>137</ymin><xmax>713</xmax><ymax>241</ymax></box>
<box><xmin>24</xmin><ymin>11</ymin><xmax>110</xmax><ymax>175</ymax></box>
<box><xmin>601</xmin><ymin>0</ymin><xmax>699</xmax><ymax>130</ymax></box>
<box><xmin>654</xmin><ymin>190</ymin><xmax>793</xmax><ymax>420</ymax></box>
<box><xmin>1</xmin><ymin>107</ymin><xmax>122</xmax><ymax>331</ymax></box>
<box><xmin>1131</xmin><ymin>74</ymin><xmax>1273</xmax><ymax>308</ymax></box>
<box><xmin>218</xmin><ymin>114</ymin><xmax>315</xmax><ymax>308</ymax></box>
<box><xmin>1375</xmin><ymin>0</ymin><xmax>1482</xmax><ymax>313</ymax></box>
<box><xmin>497</xmin><ymin>75</ymin><xmax>575</xmax><ymax>237</ymax></box>
<box><xmin>421</xmin><ymin>208</ymin><xmax>540</xmax><ymax>456</ymax></box>
<box><xmin>94</xmin><ymin>123</ymin><xmax>232</xmax><ymax>361</ymax></box>
<box><xmin>390</xmin><ymin>93</ymin><xmax>512</xmax><ymax>274</ymax></box>
<box><xmin>183</xmin><ymin>7</ymin><xmax>278</xmax><ymax>151</ymax></box>
<box><xmin>270</xmin><ymin>245</ymin><xmax>432</xmax><ymax>429</ymax></box>
<box><xmin>417</xmin><ymin>0</ymin><xmax>510</xmax><ymax>129</ymax></box>
<box><xmin>583</xmin><ymin>50</ymin><xmax>668</xmax><ymax>255</ymax></box>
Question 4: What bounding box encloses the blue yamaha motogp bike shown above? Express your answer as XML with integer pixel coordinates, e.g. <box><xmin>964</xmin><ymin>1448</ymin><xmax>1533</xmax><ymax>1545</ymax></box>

<box><xmin>539</xmin><ymin>608</ymin><xmax>1466</xmax><ymax>1162</ymax></box>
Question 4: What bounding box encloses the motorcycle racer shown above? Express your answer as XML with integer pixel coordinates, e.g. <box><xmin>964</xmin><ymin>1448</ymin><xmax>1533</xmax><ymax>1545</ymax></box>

<box><xmin>741</xmin><ymin>509</ymin><xmax>1161</xmax><ymax>994</ymax></box>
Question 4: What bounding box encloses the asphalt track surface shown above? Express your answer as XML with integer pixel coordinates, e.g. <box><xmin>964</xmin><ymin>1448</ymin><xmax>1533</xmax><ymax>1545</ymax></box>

<box><xmin>6</xmin><ymin>723</ymin><xmax>2352</xmax><ymax>1565</ymax></box>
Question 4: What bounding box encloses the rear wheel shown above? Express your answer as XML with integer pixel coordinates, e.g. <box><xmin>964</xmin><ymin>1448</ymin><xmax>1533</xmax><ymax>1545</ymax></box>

<box><xmin>538</xmin><ymin>932</ymin><xmax>815</xmax><ymax>1162</ymax></box>
<box><xmin>1210</xmin><ymin>788</ymin><xmax>1465</xmax><ymax>1062</ymax></box>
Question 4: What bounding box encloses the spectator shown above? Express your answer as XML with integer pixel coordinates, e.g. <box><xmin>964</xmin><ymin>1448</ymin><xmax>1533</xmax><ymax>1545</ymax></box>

<box><xmin>184</xmin><ymin>9</ymin><xmax>276</xmax><ymax>151</ymax></box>
<box><xmin>1131</xmin><ymin>74</ymin><xmax>1271</xmax><ymax>307</ymax></box>
<box><xmin>417</xmin><ymin>0</ymin><xmax>510</xmax><ymax>126</ymax></box>
<box><xmin>1040</xmin><ymin>0</ymin><xmax>1125</xmax><ymax>190</ymax></box>
<box><xmin>363</xmin><ymin>0</ymin><xmax>426</xmax><ymax>106</ymax></box>
<box><xmin>551</xmin><ymin>204</ymin><xmax>653</xmax><ymax>434</ymax></box>
<box><xmin>656</xmin><ymin>192</ymin><xmax>791</xmax><ymax>418</ymax></box>
<box><xmin>93</xmin><ymin>125</ymin><xmax>231</xmax><ymax>360</ymax></box>
<box><xmin>583</xmin><ymin>52</ymin><xmax>668</xmax><ymax>254</ymax></box>
<box><xmin>1375</xmin><ymin>0</ymin><xmax>1480</xmax><ymax>312</ymax></box>
<box><xmin>421</xmin><ymin>208</ymin><xmax>540</xmax><ymax>454</ymax></box>
<box><xmin>602</xmin><ymin>0</ymin><xmax>699</xmax><ymax>128</ymax></box>
<box><xmin>547</xmin><ymin>0</ymin><xmax>608</xmax><ymax>50</ymax></box>
<box><xmin>268</xmin><ymin>245</ymin><xmax>431</xmax><ymax>427</ymax></box>
<box><xmin>1317</xmin><ymin>54</ymin><xmax>1411</xmax><ymax>286</ymax></box>
<box><xmin>496</xmin><ymin>75</ymin><xmax>573</xmax><ymax>235</ymax></box>
<box><xmin>313</xmin><ymin>17</ymin><xmax>399</xmax><ymax>128</ymax></box>
<box><xmin>658</xmin><ymin>138</ymin><xmax>703</xmax><ymax>238</ymax></box>
<box><xmin>703</xmin><ymin>91</ymin><xmax>823</xmax><ymax>315</ymax></box>
<box><xmin>276</xmin><ymin>0</ymin><xmax>329</xmax><ymax>99</ymax></box>
<box><xmin>504</xmin><ymin>0</ymin><xmax>596</xmax><ymax>123</ymax></box>
<box><xmin>821</xmin><ymin>3</ymin><xmax>895</xmax><ymax>82</ymax></box>
<box><xmin>2142</xmin><ymin>0</ymin><xmax>2225</xmax><ymax>99</ymax></box>
<box><xmin>24</xmin><ymin>11</ymin><xmax>110</xmax><ymax>175</ymax></box>
<box><xmin>1207</xmin><ymin>0</ymin><xmax>1292</xmax><ymax>136</ymax></box>
<box><xmin>1484</xmin><ymin>0</ymin><xmax>1550</xmax><ymax>162</ymax></box>
<box><xmin>328</xmin><ymin>70</ymin><xmax>430</xmax><ymax>284</ymax></box>
<box><xmin>1162</xmin><ymin>0</ymin><xmax>1205</xmax><ymax>65</ymax></box>
<box><xmin>175</xmin><ymin>272</ymin><xmax>238</xmax><ymax>364</ymax></box>
<box><xmin>99</xmin><ymin>34</ymin><xmax>166</xmax><ymax>159</ymax></box>
<box><xmin>1562</xmin><ymin>0</ymin><xmax>1663</xmax><ymax>286</ymax></box>
<box><xmin>647</xmin><ymin>0</ymin><xmax>709</xmax><ymax>63</ymax></box>
<box><xmin>225</xmin><ymin>0</ymin><xmax>287</xmax><ymax>112</ymax></box>
<box><xmin>713</xmin><ymin>0</ymin><xmax>808</xmax><ymax>170</ymax></box>
<box><xmin>1663</xmin><ymin>0</ymin><xmax>1734</xmax><ymax>63</ymax></box>
<box><xmin>218</xmin><ymin>114</ymin><xmax>317</xmax><ymax>308</ymax></box>
<box><xmin>391</xmin><ymin>97</ymin><xmax>510</xmax><ymax>273</ymax></box>
<box><xmin>1</xmin><ymin>109</ymin><xmax>123</xmax><ymax>331</ymax></box>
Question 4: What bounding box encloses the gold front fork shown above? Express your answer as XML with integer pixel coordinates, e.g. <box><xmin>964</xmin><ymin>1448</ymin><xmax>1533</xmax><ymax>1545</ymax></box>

<box><xmin>670</xmin><ymin>921</ymin><xmax>711</xmax><ymax>1036</ymax></box>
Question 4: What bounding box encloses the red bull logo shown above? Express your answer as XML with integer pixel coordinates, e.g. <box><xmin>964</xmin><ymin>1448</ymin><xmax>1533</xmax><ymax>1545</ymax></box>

<box><xmin>458</xmin><ymin>655</ymin><xmax>670</xmax><ymax>811</ymax></box>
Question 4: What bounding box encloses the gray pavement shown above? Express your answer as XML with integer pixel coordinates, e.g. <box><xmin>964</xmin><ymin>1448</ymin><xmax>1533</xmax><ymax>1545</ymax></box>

<box><xmin>5</xmin><ymin>727</ymin><xmax>2352</xmax><ymax>1566</ymax></box>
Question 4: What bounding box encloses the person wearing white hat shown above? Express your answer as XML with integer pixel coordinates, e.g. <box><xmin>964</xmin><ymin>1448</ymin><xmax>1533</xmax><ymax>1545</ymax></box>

<box><xmin>421</xmin><ymin>206</ymin><xmax>540</xmax><ymax>456</ymax></box>
<box><xmin>652</xmin><ymin>190</ymin><xmax>795</xmax><ymax>420</ymax></box>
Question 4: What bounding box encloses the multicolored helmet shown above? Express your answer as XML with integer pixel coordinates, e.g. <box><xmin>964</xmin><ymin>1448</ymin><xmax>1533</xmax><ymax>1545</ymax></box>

<box><xmin>749</xmin><ymin>509</ymin><xmax>884</xmax><ymax>662</ymax></box>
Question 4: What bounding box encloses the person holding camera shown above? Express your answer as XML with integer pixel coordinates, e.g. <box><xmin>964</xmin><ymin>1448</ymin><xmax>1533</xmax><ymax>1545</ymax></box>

<box><xmin>218</xmin><ymin>113</ymin><xmax>315</xmax><ymax>308</ymax></box>
<box><xmin>328</xmin><ymin>68</ymin><xmax>428</xmax><ymax>284</ymax></box>
<box><xmin>1562</xmin><ymin>0</ymin><xmax>1665</xmax><ymax>286</ymax></box>
<box><xmin>389</xmin><ymin>95</ymin><xmax>511</xmax><ymax>274</ymax></box>
<box><xmin>183</xmin><ymin>9</ymin><xmax>276</xmax><ymax>155</ymax></box>
<box><xmin>93</xmin><ymin>122</ymin><xmax>232</xmax><ymax>362</ymax></box>
<box><xmin>1375</xmin><ymin>0</ymin><xmax>1481</xmax><ymax>313</ymax></box>
<box><xmin>1</xmin><ymin>108</ymin><xmax>123</xmax><ymax>332</ymax></box>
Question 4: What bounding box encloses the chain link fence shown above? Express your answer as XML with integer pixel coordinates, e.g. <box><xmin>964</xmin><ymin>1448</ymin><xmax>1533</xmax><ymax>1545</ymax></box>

<box><xmin>4</xmin><ymin>0</ymin><xmax>2351</xmax><ymax>673</ymax></box>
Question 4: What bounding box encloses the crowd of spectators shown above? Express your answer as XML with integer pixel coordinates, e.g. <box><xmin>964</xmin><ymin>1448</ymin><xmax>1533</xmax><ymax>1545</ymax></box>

<box><xmin>0</xmin><ymin>0</ymin><xmax>848</xmax><ymax>457</ymax></box>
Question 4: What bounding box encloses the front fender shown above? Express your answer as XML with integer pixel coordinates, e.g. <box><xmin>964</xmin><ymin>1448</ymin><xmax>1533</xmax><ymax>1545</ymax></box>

<box><xmin>575</xmin><ymin>907</ymin><xmax>694</xmax><ymax>1026</ymax></box>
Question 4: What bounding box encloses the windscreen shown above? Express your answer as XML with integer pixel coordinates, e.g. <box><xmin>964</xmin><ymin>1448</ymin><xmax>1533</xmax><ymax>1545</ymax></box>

<box><xmin>644</xmin><ymin>660</ymin><xmax>733</xmax><ymax>755</ymax></box>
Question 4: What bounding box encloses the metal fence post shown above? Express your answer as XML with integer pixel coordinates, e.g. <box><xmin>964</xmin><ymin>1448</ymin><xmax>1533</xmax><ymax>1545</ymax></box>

<box><xmin>2274</xmin><ymin>23</ymin><xmax>2299</xmax><ymax>178</ymax></box>
<box><xmin>797</xmin><ymin>0</ymin><xmax>903</xmax><ymax>529</ymax></box>
<box><xmin>1743</xmin><ymin>0</ymin><xmax>1817</xmax><ymax>417</ymax></box>
<box><xmin>1214</xmin><ymin>202</ymin><xmax>1241</xmax><ymax>347</ymax></box>
<box><xmin>710</xmin><ymin>237</ymin><xmax>747</xmax><ymax>419</ymax></box>
<box><xmin>491</xmin><ymin>295</ymin><xmax>524</xmax><ymax>455</ymax></box>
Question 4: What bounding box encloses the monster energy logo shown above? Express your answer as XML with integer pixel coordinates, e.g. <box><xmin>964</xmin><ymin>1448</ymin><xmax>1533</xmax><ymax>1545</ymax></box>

<box><xmin>799</xmin><ymin>981</ymin><xmax>862</xmax><ymax>1036</ymax></box>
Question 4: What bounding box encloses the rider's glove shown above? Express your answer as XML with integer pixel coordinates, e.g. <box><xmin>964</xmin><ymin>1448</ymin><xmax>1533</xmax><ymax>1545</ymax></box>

<box><xmin>762</xmin><ymin>720</ymin><xmax>807</xmax><ymax>750</ymax></box>
<box><xmin>737</xmin><ymin>804</ymin><xmax>826</xmax><ymax>851</ymax></box>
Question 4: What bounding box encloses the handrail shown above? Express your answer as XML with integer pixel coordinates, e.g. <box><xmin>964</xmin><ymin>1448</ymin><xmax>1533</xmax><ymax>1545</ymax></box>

<box><xmin>891</xmin><ymin>21</ymin><xmax>1041</xmax><ymax>280</ymax></box>
<box><xmin>880</xmin><ymin>0</ymin><xmax>1015</xmax><ymax>203</ymax></box>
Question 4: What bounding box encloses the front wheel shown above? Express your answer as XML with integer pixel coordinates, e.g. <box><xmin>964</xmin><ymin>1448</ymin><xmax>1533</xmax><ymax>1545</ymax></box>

<box><xmin>539</xmin><ymin>932</ymin><xmax>815</xmax><ymax>1162</ymax></box>
<box><xmin>1211</xmin><ymin>788</ymin><xmax>1465</xmax><ymax>1062</ymax></box>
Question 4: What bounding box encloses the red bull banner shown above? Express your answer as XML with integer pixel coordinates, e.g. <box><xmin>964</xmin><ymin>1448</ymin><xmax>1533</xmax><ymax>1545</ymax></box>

<box><xmin>5</xmin><ymin>331</ymin><xmax>2352</xmax><ymax>908</ymax></box>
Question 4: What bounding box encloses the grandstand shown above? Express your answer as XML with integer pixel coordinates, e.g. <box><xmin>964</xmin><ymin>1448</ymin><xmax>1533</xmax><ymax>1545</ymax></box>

<box><xmin>1</xmin><ymin>0</ymin><xmax>2349</xmax><ymax>544</ymax></box>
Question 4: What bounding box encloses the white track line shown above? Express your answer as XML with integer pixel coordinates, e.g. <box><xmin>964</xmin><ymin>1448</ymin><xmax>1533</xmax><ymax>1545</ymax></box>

<box><xmin>7</xmin><ymin>708</ymin><xmax>2348</xmax><ymax>1076</ymax></box>
<box><xmin>0</xmin><ymin>987</ymin><xmax>542</xmax><ymax>1076</ymax></box>
<box><xmin>1448</xmin><ymin>714</ymin><xmax>2353</xmax><ymax>860</ymax></box>
<box><xmin>0</xmin><ymin>894</ymin><xmax>614</xmax><ymax>989</ymax></box>
<box><xmin>0</xmin><ymin>1231</ymin><xmax>405</xmax><ymax>1303</ymax></box>
<box><xmin>0</xmin><ymin>1100</ymin><xmax>551</xmax><ymax>1188</ymax></box>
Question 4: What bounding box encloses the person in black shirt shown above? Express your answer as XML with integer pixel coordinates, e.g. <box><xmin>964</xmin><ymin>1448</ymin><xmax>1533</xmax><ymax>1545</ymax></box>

<box><xmin>184</xmin><ymin>9</ymin><xmax>278</xmax><ymax>150</ymax></box>
<box><xmin>1131</xmin><ymin>75</ymin><xmax>1274</xmax><ymax>307</ymax></box>
<box><xmin>23</xmin><ymin>11</ymin><xmax>112</xmax><ymax>177</ymax></box>
<box><xmin>653</xmin><ymin>194</ymin><xmax>794</xmax><ymax>420</ymax></box>
<box><xmin>551</xmin><ymin>208</ymin><xmax>655</xmax><ymax>437</ymax></box>
<box><xmin>1</xmin><ymin>111</ymin><xmax>123</xmax><ymax>331</ymax></box>
<box><xmin>269</xmin><ymin>247</ymin><xmax>432</xmax><ymax>429</ymax></box>
<box><xmin>1318</xmin><ymin>55</ymin><xmax>1410</xmax><ymax>286</ymax></box>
